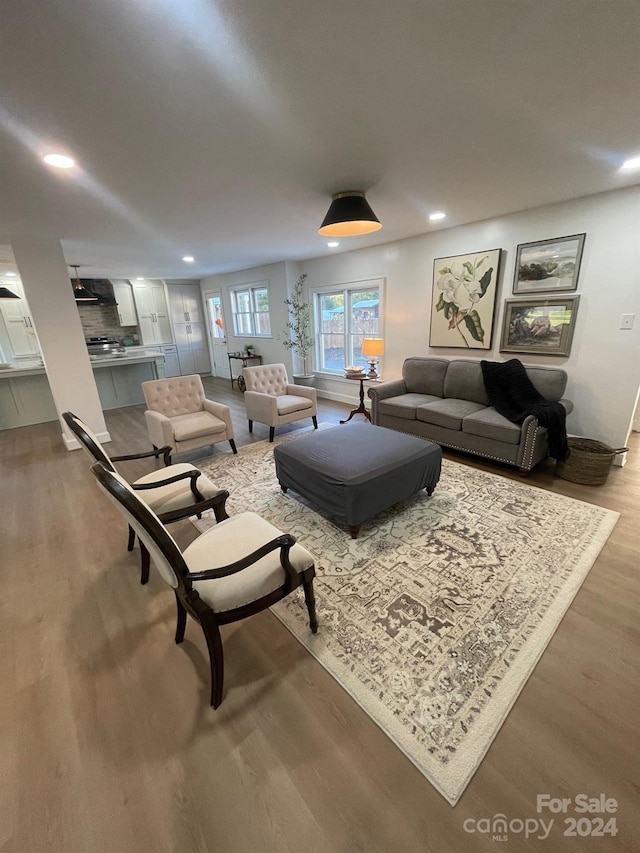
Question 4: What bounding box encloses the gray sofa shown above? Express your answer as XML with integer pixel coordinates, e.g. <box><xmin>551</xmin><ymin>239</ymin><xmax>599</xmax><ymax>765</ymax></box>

<box><xmin>367</xmin><ymin>357</ymin><xmax>573</xmax><ymax>473</ymax></box>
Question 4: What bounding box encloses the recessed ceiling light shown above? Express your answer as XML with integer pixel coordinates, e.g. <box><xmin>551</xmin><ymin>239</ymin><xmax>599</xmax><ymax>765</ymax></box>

<box><xmin>136</xmin><ymin>276</ymin><xmax>145</xmax><ymax>280</ymax></box>
<box><xmin>327</xmin><ymin>241</ymin><xmax>340</xmax><ymax>248</ymax></box>
<box><xmin>429</xmin><ymin>211</ymin><xmax>447</xmax><ymax>221</ymax></box>
<box><xmin>43</xmin><ymin>153</ymin><xmax>75</xmax><ymax>169</ymax></box>
<box><xmin>182</xmin><ymin>255</ymin><xmax>195</xmax><ymax>263</ymax></box>
<box><xmin>619</xmin><ymin>156</ymin><xmax>640</xmax><ymax>172</ymax></box>
<box><xmin>5</xmin><ymin>271</ymin><xmax>16</xmax><ymax>276</ymax></box>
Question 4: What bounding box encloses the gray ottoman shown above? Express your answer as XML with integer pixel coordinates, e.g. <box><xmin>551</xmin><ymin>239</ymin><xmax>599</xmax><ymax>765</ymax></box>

<box><xmin>273</xmin><ymin>421</ymin><xmax>442</xmax><ymax>538</ymax></box>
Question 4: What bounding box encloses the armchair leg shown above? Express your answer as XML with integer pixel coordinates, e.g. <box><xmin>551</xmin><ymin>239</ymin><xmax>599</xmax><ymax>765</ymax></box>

<box><xmin>201</xmin><ymin>613</ymin><xmax>225</xmax><ymax>708</ymax></box>
<box><xmin>175</xmin><ymin>593</ymin><xmax>187</xmax><ymax>644</ymax></box>
<box><xmin>229</xmin><ymin>438</ymin><xmax>238</xmax><ymax>454</ymax></box>
<box><xmin>312</xmin><ymin>415</ymin><xmax>318</xmax><ymax>430</ymax></box>
<box><xmin>303</xmin><ymin>578</ymin><xmax>318</xmax><ymax>634</ymax></box>
<box><xmin>248</xmin><ymin>419</ymin><xmax>253</xmax><ymax>433</ymax></box>
<box><xmin>162</xmin><ymin>448</ymin><xmax>172</xmax><ymax>466</ymax></box>
<box><xmin>140</xmin><ymin>543</ymin><xmax>150</xmax><ymax>585</ymax></box>
<box><xmin>127</xmin><ymin>524</ymin><xmax>135</xmax><ymax>552</ymax></box>
<box><xmin>269</xmin><ymin>426</ymin><xmax>275</xmax><ymax>443</ymax></box>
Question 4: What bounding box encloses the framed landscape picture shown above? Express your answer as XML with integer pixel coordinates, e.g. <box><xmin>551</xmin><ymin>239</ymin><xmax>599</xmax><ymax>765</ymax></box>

<box><xmin>430</xmin><ymin>248</ymin><xmax>502</xmax><ymax>349</ymax></box>
<box><xmin>513</xmin><ymin>233</ymin><xmax>585</xmax><ymax>294</ymax></box>
<box><xmin>500</xmin><ymin>296</ymin><xmax>580</xmax><ymax>357</ymax></box>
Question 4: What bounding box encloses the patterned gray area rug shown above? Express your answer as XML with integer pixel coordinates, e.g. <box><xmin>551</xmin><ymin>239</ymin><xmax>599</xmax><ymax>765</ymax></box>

<box><xmin>195</xmin><ymin>427</ymin><xmax>619</xmax><ymax>805</ymax></box>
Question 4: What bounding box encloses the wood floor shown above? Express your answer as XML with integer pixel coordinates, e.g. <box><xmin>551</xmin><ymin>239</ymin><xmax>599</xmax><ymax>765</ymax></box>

<box><xmin>1</xmin><ymin>377</ymin><xmax>638</xmax><ymax>853</ymax></box>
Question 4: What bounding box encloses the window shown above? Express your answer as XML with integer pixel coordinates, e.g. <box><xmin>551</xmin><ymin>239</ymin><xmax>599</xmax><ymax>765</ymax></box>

<box><xmin>313</xmin><ymin>279</ymin><xmax>383</xmax><ymax>374</ymax></box>
<box><xmin>230</xmin><ymin>282</ymin><xmax>271</xmax><ymax>336</ymax></box>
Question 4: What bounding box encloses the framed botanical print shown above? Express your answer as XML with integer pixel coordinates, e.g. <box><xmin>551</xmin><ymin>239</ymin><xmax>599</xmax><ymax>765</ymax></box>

<box><xmin>513</xmin><ymin>233</ymin><xmax>585</xmax><ymax>294</ymax></box>
<box><xmin>429</xmin><ymin>248</ymin><xmax>502</xmax><ymax>349</ymax></box>
<box><xmin>499</xmin><ymin>296</ymin><xmax>580</xmax><ymax>357</ymax></box>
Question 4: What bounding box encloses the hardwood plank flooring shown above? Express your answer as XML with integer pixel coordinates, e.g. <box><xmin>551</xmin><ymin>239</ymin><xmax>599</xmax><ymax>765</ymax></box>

<box><xmin>1</xmin><ymin>377</ymin><xmax>638</xmax><ymax>852</ymax></box>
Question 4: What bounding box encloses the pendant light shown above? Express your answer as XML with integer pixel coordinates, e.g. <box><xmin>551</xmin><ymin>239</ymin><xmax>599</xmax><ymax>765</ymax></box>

<box><xmin>70</xmin><ymin>265</ymin><xmax>99</xmax><ymax>302</ymax></box>
<box><xmin>318</xmin><ymin>191</ymin><xmax>381</xmax><ymax>237</ymax></box>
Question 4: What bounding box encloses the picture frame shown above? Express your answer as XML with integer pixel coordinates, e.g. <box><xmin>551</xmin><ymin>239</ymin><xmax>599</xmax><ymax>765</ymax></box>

<box><xmin>429</xmin><ymin>248</ymin><xmax>502</xmax><ymax>349</ymax></box>
<box><xmin>499</xmin><ymin>296</ymin><xmax>580</xmax><ymax>357</ymax></box>
<box><xmin>512</xmin><ymin>233</ymin><xmax>585</xmax><ymax>294</ymax></box>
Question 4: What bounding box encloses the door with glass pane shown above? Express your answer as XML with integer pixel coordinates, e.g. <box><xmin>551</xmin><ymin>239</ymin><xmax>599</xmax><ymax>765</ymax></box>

<box><xmin>205</xmin><ymin>291</ymin><xmax>228</xmax><ymax>378</ymax></box>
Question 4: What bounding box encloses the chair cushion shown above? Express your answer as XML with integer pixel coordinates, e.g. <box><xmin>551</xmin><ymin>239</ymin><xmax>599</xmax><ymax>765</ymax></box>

<box><xmin>462</xmin><ymin>407</ymin><xmax>522</xmax><ymax>445</ymax></box>
<box><xmin>417</xmin><ymin>398</ymin><xmax>486</xmax><ymax>431</ymax></box>
<box><xmin>276</xmin><ymin>394</ymin><xmax>314</xmax><ymax>416</ymax></box>
<box><xmin>171</xmin><ymin>411</ymin><xmax>227</xmax><ymax>442</ymax></box>
<box><xmin>184</xmin><ymin>512</ymin><xmax>315</xmax><ymax>612</ymax></box>
<box><xmin>134</xmin><ymin>463</ymin><xmax>222</xmax><ymax>514</ymax></box>
<box><xmin>378</xmin><ymin>393</ymin><xmax>441</xmax><ymax>420</ymax></box>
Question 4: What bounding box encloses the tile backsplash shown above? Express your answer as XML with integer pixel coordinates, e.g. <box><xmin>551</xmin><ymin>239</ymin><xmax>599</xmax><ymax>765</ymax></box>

<box><xmin>76</xmin><ymin>280</ymin><xmax>140</xmax><ymax>342</ymax></box>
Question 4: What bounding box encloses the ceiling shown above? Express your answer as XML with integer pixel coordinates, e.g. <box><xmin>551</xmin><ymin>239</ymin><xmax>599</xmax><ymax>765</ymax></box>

<box><xmin>1</xmin><ymin>0</ymin><xmax>639</xmax><ymax>280</ymax></box>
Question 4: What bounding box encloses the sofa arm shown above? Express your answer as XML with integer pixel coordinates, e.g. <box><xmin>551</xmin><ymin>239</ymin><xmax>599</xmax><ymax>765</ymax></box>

<box><xmin>286</xmin><ymin>384</ymin><xmax>317</xmax><ymax>403</ymax></box>
<box><xmin>559</xmin><ymin>398</ymin><xmax>573</xmax><ymax>416</ymax></box>
<box><xmin>144</xmin><ymin>410</ymin><xmax>176</xmax><ymax>451</ymax></box>
<box><xmin>203</xmin><ymin>399</ymin><xmax>234</xmax><ymax>436</ymax></box>
<box><xmin>367</xmin><ymin>378</ymin><xmax>407</xmax><ymax>402</ymax></box>
<box><xmin>244</xmin><ymin>390</ymin><xmax>279</xmax><ymax>424</ymax></box>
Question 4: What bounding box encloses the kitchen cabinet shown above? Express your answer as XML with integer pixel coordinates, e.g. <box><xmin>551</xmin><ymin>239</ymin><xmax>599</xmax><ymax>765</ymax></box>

<box><xmin>112</xmin><ymin>281</ymin><xmax>138</xmax><ymax>326</ymax></box>
<box><xmin>174</xmin><ymin>322</ymin><xmax>210</xmax><ymax>375</ymax></box>
<box><xmin>167</xmin><ymin>283</ymin><xmax>203</xmax><ymax>325</ymax></box>
<box><xmin>160</xmin><ymin>344</ymin><xmax>180</xmax><ymax>377</ymax></box>
<box><xmin>168</xmin><ymin>284</ymin><xmax>210</xmax><ymax>374</ymax></box>
<box><xmin>131</xmin><ymin>280</ymin><xmax>172</xmax><ymax>345</ymax></box>
<box><xmin>0</xmin><ymin>281</ymin><xmax>40</xmax><ymax>358</ymax></box>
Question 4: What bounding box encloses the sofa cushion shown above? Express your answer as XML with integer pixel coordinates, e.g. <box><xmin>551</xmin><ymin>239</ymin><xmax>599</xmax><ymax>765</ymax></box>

<box><xmin>379</xmin><ymin>393</ymin><xmax>442</xmax><ymax>420</ymax></box>
<box><xmin>172</xmin><ymin>411</ymin><xmax>227</xmax><ymax>442</ymax></box>
<box><xmin>462</xmin><ymin>407</ymin><xmax>522</xmax><ymax>445</ymax></box>
<box><xmin>417</xmin><ymin>398</ymin><xmax>486</xmax><ymax>431</ymax></box>
<box><xmin>443</xmin><ymin>360</ymin><xmax>489</xmax><ymax>405</ymax></box>
<box><xmin>524</xmin><ymin>366</ymin><xmax>567</xmax><ymax>402</ymax></box>
<box><xmin>402</xmin><ymin>357</ymin><xmax>449</xmax><ymax>396</ymax></box>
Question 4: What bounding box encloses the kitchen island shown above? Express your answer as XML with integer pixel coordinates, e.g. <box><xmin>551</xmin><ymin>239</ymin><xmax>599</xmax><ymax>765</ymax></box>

<box><xmin>0</xmin><ymin>351</ymin><xmax>165</xmax><ymax>430</ymax></box>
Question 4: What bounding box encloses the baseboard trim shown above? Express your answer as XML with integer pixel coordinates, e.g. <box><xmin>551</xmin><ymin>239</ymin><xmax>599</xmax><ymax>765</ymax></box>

<box><xmin>62</xmin><ymin>429</ymin><xmax>111</xmax><ymax>451</ymax></box>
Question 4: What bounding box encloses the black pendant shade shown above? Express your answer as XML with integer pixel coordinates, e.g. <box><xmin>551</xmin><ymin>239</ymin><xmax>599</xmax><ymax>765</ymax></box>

<box><xmin>70</xmin><ymin>265</ymin><xmax>99</xmax><ymax>303</ymax></box>
<box><xmin>318</xmin><ymin>191</ymin><xmax>382</xmax><ymax>237</ymax></box>
<box><xmin>0</xmin><ymin>286</ymin><xmax>19</xmax><ymax>299</ymax></box>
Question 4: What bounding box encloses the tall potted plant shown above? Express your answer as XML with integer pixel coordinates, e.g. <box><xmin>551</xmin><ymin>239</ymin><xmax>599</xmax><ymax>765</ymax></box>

<box><xmin>283</xmin><ymin>272</ymin><xmax>315</xmax><ymax>385</ymax></box>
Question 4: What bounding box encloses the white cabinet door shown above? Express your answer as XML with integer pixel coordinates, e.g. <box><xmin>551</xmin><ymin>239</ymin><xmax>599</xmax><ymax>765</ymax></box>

<box><xmin>0</xmin><ymin>284</ymin><xmax>40</xmax><ymax>357</ymax></box>
<box><xmin>131</xmin><ymin>281</ymin><xmax>173</xmax><ymax>345</ymax></box>
<box><xmin>113</xmin><ymin>282</ymin><xmax>138</xmax><ymax>326</ymax></box>
<box><xmin>168</xmin><ymin>284</ymin><xmax>203</xmax><ymax>325</ymax></box>
<box><xmin>173</xmin><ymin>321</ymin><xmax>210</xmax><ymax>375</ymax></box>
<box><xmin>160</xmin><ymin>345</ymin><xmax>181</xmax><ymax>378</ymax></box>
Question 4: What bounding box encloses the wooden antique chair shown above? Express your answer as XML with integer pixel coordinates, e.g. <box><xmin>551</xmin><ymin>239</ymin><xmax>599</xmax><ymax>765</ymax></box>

<box><xmin>91</xmin><ymin>462</ymin><xmax>318</xmax><ymax>708</ymax></box>
<box><xmin>63</xmin><ymin>411</ymin><xmax>230</xmax><ymax>584</ymax></box>
<box><xmin>141</xmin><ymin>374</ymin><xmax>237</xmax><ymax>462</ymax></box>
<box><xmin>242</xmin><ymin>363</ymin><xmax>318</xmax><ymax>442</ymax></box>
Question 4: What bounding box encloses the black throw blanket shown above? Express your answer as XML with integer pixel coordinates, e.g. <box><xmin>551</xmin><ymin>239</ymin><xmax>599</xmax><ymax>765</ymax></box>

<box><xmin>480</xmin><ymin>359</ymin><xmax>569</xmax><ymax>460</ymax></box>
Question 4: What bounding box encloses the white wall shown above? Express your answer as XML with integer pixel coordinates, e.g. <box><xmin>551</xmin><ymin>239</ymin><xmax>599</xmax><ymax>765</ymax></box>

<box><xmin>200</xmin><ymin>186</ymin><xmax>640</xmax><ymax>450</ymax></box>
<box><xmin>302</xmin><ymin>186</ymin><xmax>640</xmax><ymax>449</ymax></box>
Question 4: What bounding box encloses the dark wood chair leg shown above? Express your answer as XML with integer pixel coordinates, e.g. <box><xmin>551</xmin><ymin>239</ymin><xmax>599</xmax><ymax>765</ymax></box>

<box><xmin>140</xmin><ymin>543</ymin><xmax>150</xmax><ymax>585</ymax></box>
<box><xmin>162</xmin><ymin>447</ymin><xmax>172</xmax><ymax>466</ymax></box>
<box><xmin>229</xmin><ymin>438</ymin><xmax>238</xmax><ymax>454</ymax></box>
<box><xmin>269</xmin><ymin>426</ymin><xmax>275</xmax><ymax>442</ymax></box>
<box><xmin>127</xmin><ymin>524</ymin><xmax>135</xmax><ymax>552</ymax></box>
<box><xmin>248</xmin><ymin>420</ymin><xmax>253</xmax><ymax>433</ymax></box>
<box><xmin>312</xmin><ymin>415</ymin><xmax>318</xmax><ymax>429</ymax></box>
<box><xmin>201</xmin><ymin>613</ymin><xmax>225</xmax><ymax>708</ymax></box>
<box><xmin>174</xmin><ymin>593</ymin><xmax>187</xmax><ymax>644</ymax></box>
<box><xmin>303</xmin><ymin>578</ymin><xmax>318</xmax><ymax>634</ymax></box>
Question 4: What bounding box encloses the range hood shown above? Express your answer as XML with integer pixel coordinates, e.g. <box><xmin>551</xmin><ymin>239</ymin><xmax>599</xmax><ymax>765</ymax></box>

<box><xmin>72</xmin><ymin>278</ymin><xmax>117</xmax><ymax>306</ymax></box>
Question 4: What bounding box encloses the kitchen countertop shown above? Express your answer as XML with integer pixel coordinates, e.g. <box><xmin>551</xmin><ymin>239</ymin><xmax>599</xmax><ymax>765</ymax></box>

<box><xmin>0</xmin><ymin>351</ymin><xmax>164</xmax><ymax>379</ymax></box>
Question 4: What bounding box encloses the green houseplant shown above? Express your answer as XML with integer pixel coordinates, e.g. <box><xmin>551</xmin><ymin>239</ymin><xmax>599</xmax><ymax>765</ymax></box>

<box><xmin>283</xmin><ymin>273</ymin><xmax>314</xmax><ymax>383</ymax></box>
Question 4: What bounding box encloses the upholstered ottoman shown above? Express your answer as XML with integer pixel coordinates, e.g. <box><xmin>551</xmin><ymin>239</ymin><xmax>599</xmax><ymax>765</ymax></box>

<box><xmin>273</xmin><ymin>421</ymin><xmax>442</xmax><ymax>538</ymax></box>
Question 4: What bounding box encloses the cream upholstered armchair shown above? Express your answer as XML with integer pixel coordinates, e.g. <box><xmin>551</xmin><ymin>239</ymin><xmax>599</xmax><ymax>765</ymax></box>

<box><xmin>141</xmin><ymin>375</ymin><xmax>237</xmax><ymax>462</ymax></box>
<box><xmin>242</xmin><ymin>363</ymin><xmax>318</xmax><ymax>442</ymax></box>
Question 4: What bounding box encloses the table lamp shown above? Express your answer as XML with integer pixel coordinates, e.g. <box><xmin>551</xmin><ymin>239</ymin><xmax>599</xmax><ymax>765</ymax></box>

<box><xmin>361</xmin><ymin>338</ymin><xmax>384</xmax><ymax>379</ymax></box>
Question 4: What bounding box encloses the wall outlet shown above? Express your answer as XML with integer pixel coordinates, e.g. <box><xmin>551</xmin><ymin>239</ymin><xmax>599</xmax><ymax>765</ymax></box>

<box><xmin>620</xmin><ymin>313</ymin><xmax>635</xmax><ymax>330</ymax></box>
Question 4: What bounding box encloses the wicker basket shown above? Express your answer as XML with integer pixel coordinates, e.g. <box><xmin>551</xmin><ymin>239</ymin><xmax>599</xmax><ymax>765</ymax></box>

<box><xmin>556</xmin><ymin>438</ymin><xmax>627</xmax><ymax>485</ymax></box>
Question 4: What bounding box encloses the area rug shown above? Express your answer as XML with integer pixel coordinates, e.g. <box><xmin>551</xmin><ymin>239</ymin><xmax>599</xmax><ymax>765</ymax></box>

<box><xmin>195</xmin><ymin>428</ymin><xmax>619</xmax><ymax>805</ymax></box>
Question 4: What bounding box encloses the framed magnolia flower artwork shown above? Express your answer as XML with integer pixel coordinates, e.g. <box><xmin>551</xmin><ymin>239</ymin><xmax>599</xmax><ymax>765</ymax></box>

<box><xmin>429</xmin><ymin>248</ymin><xmax>502</xmax><ymax>349</ymax></box>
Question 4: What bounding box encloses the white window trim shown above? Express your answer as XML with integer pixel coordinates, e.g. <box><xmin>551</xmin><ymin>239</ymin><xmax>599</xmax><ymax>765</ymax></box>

<box><xmin>229</xmin><ymin>280</ymin><xmax>272</xmax><ymax>338</ymax></box>
<box><xmin>310</xmin><ymin>277</ymin><xmax>385</xmax><ymax>375</ymax></box>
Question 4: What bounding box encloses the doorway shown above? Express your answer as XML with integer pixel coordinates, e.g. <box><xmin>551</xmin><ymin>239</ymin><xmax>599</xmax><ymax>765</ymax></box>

<box><xmin>204</xmin><ymin>291</ymin><xmax>229</xmax><ymax>379</ymax></box>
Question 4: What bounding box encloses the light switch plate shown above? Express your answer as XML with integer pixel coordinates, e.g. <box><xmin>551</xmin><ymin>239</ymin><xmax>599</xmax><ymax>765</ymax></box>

<box><xmin>620</xmin><ymin>314</ymin><xmax>635</xmax><ymax>330</ymax></box>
